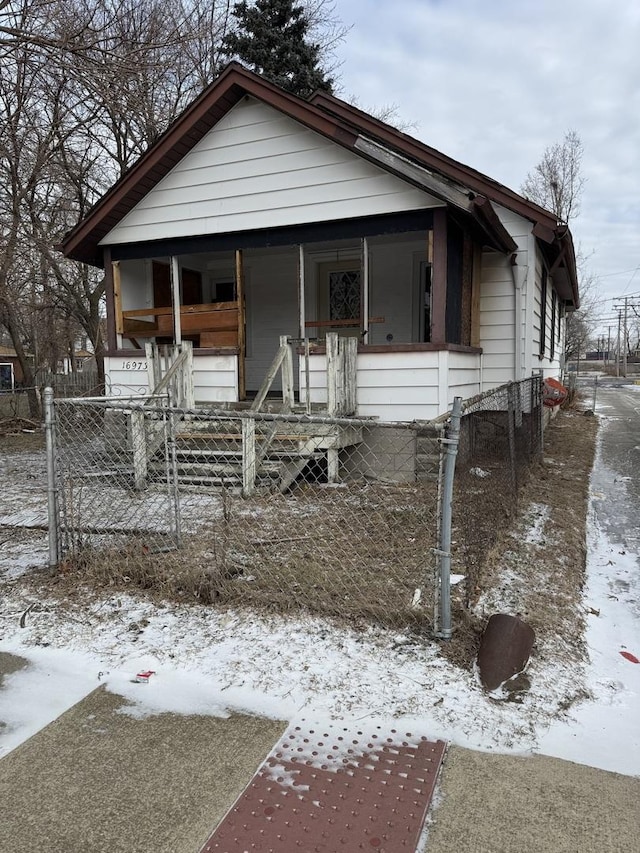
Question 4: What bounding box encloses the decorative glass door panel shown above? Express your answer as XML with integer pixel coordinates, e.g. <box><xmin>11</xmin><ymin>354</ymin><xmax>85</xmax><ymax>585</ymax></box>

<box><xmin>317</xmin><ymin>261</ymin><xmax>362</xmax><ymax>337</ymax></box>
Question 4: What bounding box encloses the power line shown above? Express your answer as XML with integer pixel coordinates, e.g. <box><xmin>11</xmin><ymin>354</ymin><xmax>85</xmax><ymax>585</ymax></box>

<box><xmin>597</xmin><ymin>266</ymin><xmax>640</xmax><ymax>278</ymax></box>
<box><xmin>590</xmin><ymin>290</ymin><xmax>640</xmax><ymax>304</ymax></box>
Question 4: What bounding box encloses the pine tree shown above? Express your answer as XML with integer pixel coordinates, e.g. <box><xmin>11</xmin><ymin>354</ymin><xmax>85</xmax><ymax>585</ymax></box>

<box><xmin>222</xmin><ymin>0</ymin><xmax>334</xmax><ymax>99</ymax></box>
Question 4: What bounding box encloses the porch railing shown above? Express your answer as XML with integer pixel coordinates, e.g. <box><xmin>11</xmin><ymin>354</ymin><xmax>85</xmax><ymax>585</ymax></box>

<box><xmin>120</xmin><ymin>301</ymin><xmax>239</xmax><ymax>348</ymax></box>
<box><xmin>130</xmin><ymin>342</ymin><xmax>194</xmax><ymax>489</ymax></box>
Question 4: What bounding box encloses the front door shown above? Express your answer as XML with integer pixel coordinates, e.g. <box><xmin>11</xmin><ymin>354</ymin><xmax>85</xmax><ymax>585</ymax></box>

<box><xmin>317</xmin><ymin>261</ymin><xmax>362</xmax><ymax>337</ymax></box>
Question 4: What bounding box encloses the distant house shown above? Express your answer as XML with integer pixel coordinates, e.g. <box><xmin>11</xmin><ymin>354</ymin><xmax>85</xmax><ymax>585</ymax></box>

<box><xmin>0</xmin><ymin>345</ymin><xmax>29</xmax><ymax>390</ymax></box>
<box><xmin>60</xmin><ymin>63</ymin><xmax>578</xmax><ymax>421</ymax></box>
<box><xmin>58</xmin><ymin>348</ymin><xmax>97</xmax><ymax>376</ymax></box>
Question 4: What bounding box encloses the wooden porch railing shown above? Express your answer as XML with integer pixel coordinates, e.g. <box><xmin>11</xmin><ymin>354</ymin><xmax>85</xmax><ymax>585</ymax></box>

<box><xmin>130</xmin><ymin>342</ymin><xmax>194</xmax><ymax>490</ymax></box>
<box><xmin>240</xmin><ymin>333</ymin><xmax>358</xmax><ymax>495</ymax></box>
<box><xmin>145</xmin><ymin>341</ymin><xmax>194</xmax><ymax>410</ymax></box>
<box><xmin>120</xmin><ymin>301</ymin><xmax>239</xmax><ymax>347</ymax></box>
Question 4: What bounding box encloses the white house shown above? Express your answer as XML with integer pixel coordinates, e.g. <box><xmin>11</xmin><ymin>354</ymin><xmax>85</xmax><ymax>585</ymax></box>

<box><xmin>60</xmin><ymin>63</ymin><xmax>578</xmax><ymax>422</ymax></box>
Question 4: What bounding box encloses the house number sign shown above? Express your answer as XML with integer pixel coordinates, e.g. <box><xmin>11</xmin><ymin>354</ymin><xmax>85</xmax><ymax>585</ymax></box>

<box><xmin>120</xmin><ymin>361</ymin><xmax>147</xmax><ymax>370</ymax></box>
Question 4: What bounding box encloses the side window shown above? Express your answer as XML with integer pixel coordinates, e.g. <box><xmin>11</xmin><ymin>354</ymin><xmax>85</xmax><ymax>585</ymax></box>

<box><xmin>539</xmin><ymin>268</ymin><xmax>548</xmax><ymax>358</ymax></box>
<box><xmin>550</xmin><ymin>291</ymin><xmax>557</xmax><ymax>360</ymax></box>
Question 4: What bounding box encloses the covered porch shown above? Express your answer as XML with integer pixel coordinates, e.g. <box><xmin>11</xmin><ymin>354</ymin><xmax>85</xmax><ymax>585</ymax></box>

<box><xmin>104</xmin><ymin>210</ymin><xmax>488</xmax><ymax>420</ymax></box>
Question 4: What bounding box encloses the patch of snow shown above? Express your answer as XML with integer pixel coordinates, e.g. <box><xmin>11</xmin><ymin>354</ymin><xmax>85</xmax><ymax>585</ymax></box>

<box><xmin>1</xmin><ymin>413</ymin><xmax>638</xmax><ymax>777</ymax></box>
<box><xmin>523</xmin><ymin>503</ymin><xmax>551</xmax><ymax>546</ymax></box>
<box><xmin>469</xmin><ymin>467</ymin><xmax>491</xmax><ymax>478</ymax></box>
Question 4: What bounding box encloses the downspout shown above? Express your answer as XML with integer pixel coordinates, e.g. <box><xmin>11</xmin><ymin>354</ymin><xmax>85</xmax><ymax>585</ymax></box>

<box><xmin>510</xmin><ymin>253</ymin><xmax>522</xmax><ymax>381</ymax></box>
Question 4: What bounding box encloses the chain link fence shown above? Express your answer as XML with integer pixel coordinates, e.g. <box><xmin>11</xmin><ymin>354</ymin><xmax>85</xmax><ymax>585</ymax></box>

<box><xmin>48</xmin><ymin>394</ymin><xmax>452</xmax><ymax>633</ymax></box>
<box><xmin>452</xmin><ymin>376</ymin><xmax>544</xmax><ymax>606</ymax></box>
<box><xmin>43</xmin><ymin>378</ymin><xmax>546</xmax><ymax>634</ymax></box>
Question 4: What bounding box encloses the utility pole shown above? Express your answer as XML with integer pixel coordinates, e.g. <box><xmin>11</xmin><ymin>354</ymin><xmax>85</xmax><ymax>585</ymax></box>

<box><xmin>617</xmin><ymin>311</ymin><xmax>621</xmax><ymax>377</ymax></box>
<box><xmin>623</xmin><ymin>297</ymin><xmax>628</xmax><ymax>378</ymax></box>
<box><xmin>607</xmin><ymin>326</ymin><xmax>611</xmax><ymax>366</ymax></box>
<box><xmin>613</xmin><ymin>298</ymin><xmax>639</xmax><ymax>379</ymax></box>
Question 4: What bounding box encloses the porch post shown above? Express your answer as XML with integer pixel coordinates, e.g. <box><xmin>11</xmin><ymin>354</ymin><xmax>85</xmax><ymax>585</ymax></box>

<box><xmin>103</xmin><ymin>247</ymin><xmax>118</xmax><ymax>351</ymax></box>
<box><xmin>298</xmin><ymin>244</ymin><xmax>306</xmax><ymax>339</ymax></box>
<box><xmin>235</xmin><ymin>249</ymin><xmax>246</xmax><ymax>400</ymax></box>
<box><xmin>170</xmin><ymin>255</ymin><xmax>182</xmax><ymax>345</ymax></box>
<box><xmin>362</xmin><ymin>237</ymin><xmax>369</xmax><ymax>342</ymax></box>
<box><xmin>298</xmin><ymin>244</ymin><xmax>312</xmax><ymax>412</ymax></box>
<box><xmin>432</xmin><ymin>209</ymin><xmax>448</xmax><ymax>344</ymax></box>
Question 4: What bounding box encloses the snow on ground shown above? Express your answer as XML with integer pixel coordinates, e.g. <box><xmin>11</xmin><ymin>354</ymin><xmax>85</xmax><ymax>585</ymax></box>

<box><xmin>1</xmin><ymin>418</ymin><xmax>639</xmax><ymax>777</ymax></box>
<box><xmin>536</xmin><ymin>509</ymin><xmax>640</xmax><ymax>776</ymax></box>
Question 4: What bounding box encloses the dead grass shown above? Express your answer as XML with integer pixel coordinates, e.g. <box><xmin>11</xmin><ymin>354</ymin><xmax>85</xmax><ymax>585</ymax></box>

<box><xmin>0</xmin><ymin>423</ymin><xmax>44</xmax><ymax>451</ymax></box>
<box><xmin>442</xmin><ymin>405</ymin><xmax>598</xmax><ymax>668</ymax></box>
<box><xmin>42</xmin><ymin>480</ymin><xmax>440</xmax><ymax>632</ymax></box>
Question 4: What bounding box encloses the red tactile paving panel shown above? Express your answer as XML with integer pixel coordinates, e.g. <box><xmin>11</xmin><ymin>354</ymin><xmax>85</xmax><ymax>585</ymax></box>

<box><xmin>200</xmin><ymin>722</ymin><xmax>446</xmax><ymax>852</ymax></box>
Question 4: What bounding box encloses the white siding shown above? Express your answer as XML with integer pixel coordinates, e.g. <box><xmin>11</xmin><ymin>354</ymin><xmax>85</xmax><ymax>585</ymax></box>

<box><xmin>105</xmin><ymin>354</ymin><xmax>238</xmax><ymax>403</ymax></box>
<box><xmin>193</xmin><ymin>354</ymin><xmax>238</xmax><ymax>402</ymax></box>
<box><xmin>300</xmin><ymin>349</ymin><xmax>481</xmax><ymax>421</ymax></box>
<box><xmin>104</xmin><ymin>357</ymin><xmax>150</xmax><ymax>397</ymax></box>
<box><xmin>100</xmin><ymin>97</ymin><xmax>442</xmax><ymax>246</ymax></box>
<box><xmin>532</xmin><ymin>263</ymin><xmax>564</xmax><ymax>379</ymax></box>
<box><xmin>479</xmin><ymin>250</ymin><xmax>515</xmax><ymax>390</ymax></box>
<box><xmin>448</xmin><ymin>350</ymin><xmax>482</xmax><ymax>401</ymax></box>
<box><xmin>480</xmin><ymin>204</ymin><xmax>540</xmax><ymax>389</ymax></box>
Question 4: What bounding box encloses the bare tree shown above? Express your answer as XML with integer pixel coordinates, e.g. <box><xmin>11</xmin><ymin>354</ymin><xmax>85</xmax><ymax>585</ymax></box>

<box><xmin>564</xmin><ymin>254</ymin><xmax>598</xmax><ymax>360</ymax></box>
<box><xmin>521</xmin><ymin>130</ymin><xmax>585</xmax><ymax>224</ymax></box>
<box><xmin>1</xmin><ymin>0</ymin><xmax>348</xmax><ymax>414</ymax></box>
<box><xmin>521</xmin><ymin>130</ymin><xmax>597</xmax><ymax>361</ymax></box>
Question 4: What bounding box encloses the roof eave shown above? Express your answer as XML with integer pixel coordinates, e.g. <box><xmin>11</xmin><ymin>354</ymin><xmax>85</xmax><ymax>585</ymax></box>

<box><xmin>310</xmin><ymin>90</ymin><xmax>561</xmax><ymax>234</ymax></box>
<box><xmin>60</xmin><ymin>63</ymin><xmax>360</xmax><ymax>264</ymax></box>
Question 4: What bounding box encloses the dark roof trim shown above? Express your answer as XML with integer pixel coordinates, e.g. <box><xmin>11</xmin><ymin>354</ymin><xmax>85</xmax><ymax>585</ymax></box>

<box><xmin>310</xmin><ymin>90</ymin><xmax>561</xmax><ymax>232</ymax></box>
<box><xmin>551</xmin><ymin>227</ymin><xmax>580</xmax><ymax>308</ymax></box>
<box><xmin>471</xmin><ymin>196</ymin><xmax>518</xmax><ymax>254</ymax></box>
<box><xmin>108</xmin><ymin>210</ymin><xmax>436</xmax><ymax>264</ymax></box>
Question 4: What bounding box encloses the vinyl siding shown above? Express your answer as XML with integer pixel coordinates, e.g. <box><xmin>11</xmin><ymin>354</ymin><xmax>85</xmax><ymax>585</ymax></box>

<box><xmin>100</xmin><ymin>97</ymin><xmax>442</xmax><ymax>246</ymax></box>
<box><xmin>104</xmin><ymin>354</ymin><xmax>237</xmax><ymax>403</ymax></box>
<box><xmin>480</xmin><ymin>205</ymin><xmax>535</xmax><ymax>388</ymax></box>
<box><xmin>300</xmin><ymin>349</ymin><xmax>481</xmax><ymax>421</ymax></box>
<box><xmin>479</xmin><ymin>251</ymin><xmax>514</xmax><ymax>390</ymax></box>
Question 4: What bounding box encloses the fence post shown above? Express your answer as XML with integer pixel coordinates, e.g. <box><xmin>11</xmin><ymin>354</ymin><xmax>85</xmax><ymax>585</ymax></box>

<box><xmin>507</xmin><ymin>382</ymin><xmax>518</xmax><ymax>496</ymax></box>
<box><xmin>44</xmin><ymin>387</ymin><xmax>59</xmax><ymax>568</ymax></box>
<box><xmin>131</xmin><ymin>408</ymin><xmax>148</xmax><ymax>490</ymax></box>
<box><xmin>242</xmin><ymin>415</ymin><xmax>257</xmax><ymax>497</ymax></box>
<box><xmin>165</xmin><ymin>388</ymin><xmax>182</xmax><ymax>548</ymax></box>
<box><xmin>435</xmin><ymin>396</ymin><xmax>463</xmax><ymax>640</ymax></box>
<box><xmin>538</xmin><ymin>375</ymin><xmax>544</xmax><ymax>454</ymax></box>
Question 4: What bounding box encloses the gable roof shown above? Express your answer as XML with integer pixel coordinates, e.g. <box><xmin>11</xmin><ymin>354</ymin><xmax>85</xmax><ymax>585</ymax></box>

<box><xmin>59</xmin><ymin>62</ymin><xmax>578</xmax><ymax>306</ymax></box>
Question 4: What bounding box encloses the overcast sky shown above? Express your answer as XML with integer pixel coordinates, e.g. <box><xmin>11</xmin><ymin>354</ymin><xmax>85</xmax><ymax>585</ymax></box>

<box><xmin>331</xmin><ymin>0</ymin><xmax>639</xmax><ymax>331</ymax></box>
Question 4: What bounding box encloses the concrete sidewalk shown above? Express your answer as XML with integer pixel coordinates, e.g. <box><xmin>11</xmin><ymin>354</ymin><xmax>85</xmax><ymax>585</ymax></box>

<box><xmin>0</xmin><ymin>666</ymin><xmax>285</xmax><ymax>853</ymax></box>
<box><xmin>427</xmin><ymin>746</ymin><xmax>640</xmax><ymax>853</ymax></box>
<box><xmin>1</xmin><ymin>651</ymin><xmax>639</xmax><ymax>852</ymax></box>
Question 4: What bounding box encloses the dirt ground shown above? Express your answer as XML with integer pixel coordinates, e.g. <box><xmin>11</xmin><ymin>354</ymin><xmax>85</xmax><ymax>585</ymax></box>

<box><xmin>445</xmin><ymin>403</ymin><xmax>598</xmax><ymax>669</ymax></box>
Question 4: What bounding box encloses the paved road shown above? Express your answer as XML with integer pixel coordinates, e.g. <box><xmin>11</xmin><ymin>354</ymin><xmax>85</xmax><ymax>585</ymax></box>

<box><xmin>590</xmin><ymin>377</ymin><xmax>640</xmax><ymax>560</ymax></box>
